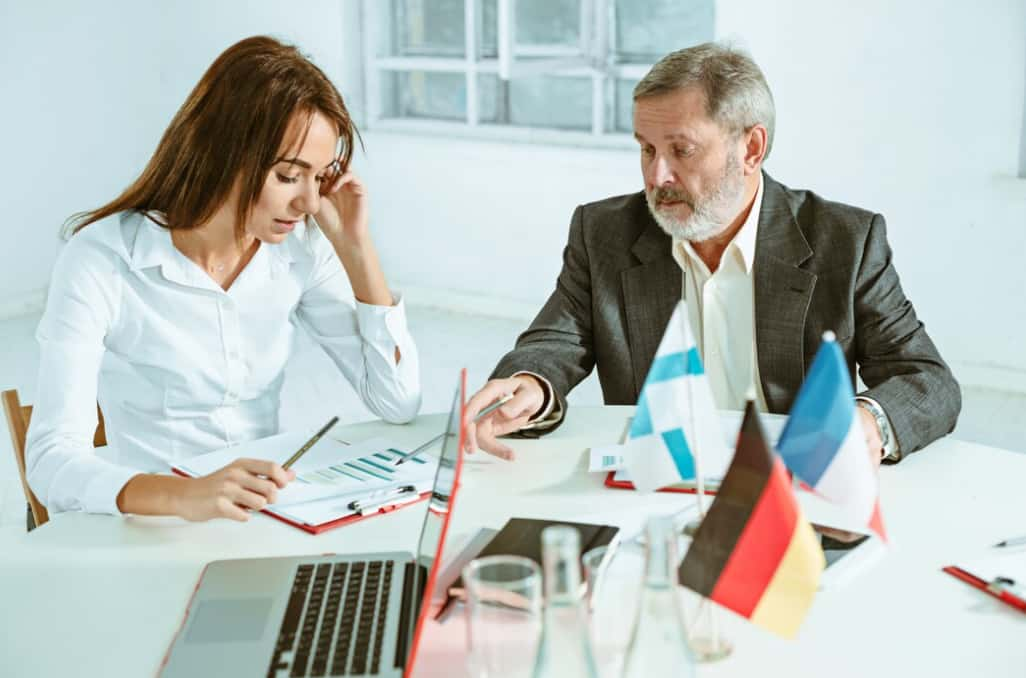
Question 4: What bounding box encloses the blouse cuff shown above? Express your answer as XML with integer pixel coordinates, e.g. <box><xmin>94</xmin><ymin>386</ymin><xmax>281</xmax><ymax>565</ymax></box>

<box><xmin>81</xmin><ymin>461</ymin><xmax>142</xmax><ymax>516</ymax></box>
<box><xmin>354</xmin><ymin>292</ymin><xmax>410</xmax><ymax>349</ymax></box>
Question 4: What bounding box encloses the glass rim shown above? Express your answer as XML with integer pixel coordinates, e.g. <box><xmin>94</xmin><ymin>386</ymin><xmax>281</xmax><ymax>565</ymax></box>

<box><xmin>463</xmin><ymin>554</ymin><xmax>541</xmax><ymax>590</ymax></box>
<box><xmin>581</xmin><ymin>544</ymin><xmax>609</xmax><ymax>565</ymax></box>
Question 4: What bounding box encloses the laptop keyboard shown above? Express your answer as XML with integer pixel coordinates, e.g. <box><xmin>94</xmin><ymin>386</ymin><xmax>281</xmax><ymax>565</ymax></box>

<box><xmin>266</xmin><ymin>560</ymin><xmax>397</xmax><ymax>677</ymax></box>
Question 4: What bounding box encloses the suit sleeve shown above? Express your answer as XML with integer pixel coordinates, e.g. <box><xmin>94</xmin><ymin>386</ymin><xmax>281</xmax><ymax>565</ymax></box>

<box><xmin>854</xmin><ymin>213</ymin><xmax>961</xmax><ymax>456</ymax></box>
<box><xmin>489</xmin><ymin>205</ymin><xmax>596</xmax><ymax>435</ymax></box>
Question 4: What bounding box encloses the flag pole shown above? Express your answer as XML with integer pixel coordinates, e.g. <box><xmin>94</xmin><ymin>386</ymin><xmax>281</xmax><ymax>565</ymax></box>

<box><xmin>683</xmin><ymin>306</ymin><xmax>707</xmax><ymax>520</ymax></box>
<box><xmin>680</xmin><ymin>309</ymin><xmax>729</xmax><ymax>661</ymax></box>
<box><xmin>688</xmin><ymin>372</ymin><xmax>708</xmax><ymax>519</ymax></box>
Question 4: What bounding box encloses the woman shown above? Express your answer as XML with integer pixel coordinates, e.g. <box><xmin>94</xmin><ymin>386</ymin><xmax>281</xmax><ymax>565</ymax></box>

<box><xmin>25</xmin><ymin>36</ymin><xmax>420</xmax><ymax>522</ymax></box>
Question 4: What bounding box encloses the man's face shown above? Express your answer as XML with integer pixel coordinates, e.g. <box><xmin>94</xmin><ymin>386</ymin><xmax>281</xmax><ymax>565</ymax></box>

<box><xmin>633</xmin><ymin>87</ymin><xmax>747</xmax><ymax>242</ymax></box>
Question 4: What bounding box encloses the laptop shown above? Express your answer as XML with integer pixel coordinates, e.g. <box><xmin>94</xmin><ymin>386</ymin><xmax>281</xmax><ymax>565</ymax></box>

<box><xmin>160</xmin><ymin>369</ymin><xmax>468</xmax><ymax>678</ymax></box>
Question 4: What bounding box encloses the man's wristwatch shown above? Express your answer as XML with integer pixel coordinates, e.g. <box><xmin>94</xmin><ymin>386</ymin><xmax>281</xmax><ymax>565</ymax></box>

<box><xmin>855</xmin><ymin>397</ymin><xmax>900</xmax><ymax>462</ymax></box>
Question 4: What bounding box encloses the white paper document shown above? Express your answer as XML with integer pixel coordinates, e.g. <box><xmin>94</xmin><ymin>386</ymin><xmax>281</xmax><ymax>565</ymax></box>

<box><xmin>172</xmin><ymin>431</ymin><xmax>439</xmax><ymax>527</ymax></box>
<box><xmin>601</xmin><ymin>410</ymin><xmax>788</xmax><ymax>485</ymax></box>
<box><xmin>589</xmin><ymin>445</ymin><xmax>626</xmax><ymax>472</ymax></box>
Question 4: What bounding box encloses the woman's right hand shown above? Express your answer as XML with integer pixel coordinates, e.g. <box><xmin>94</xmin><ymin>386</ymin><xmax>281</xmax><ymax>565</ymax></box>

<box><xmin>175</xmin><ymin>458</ymin><xmax>295</xmax><ymax>522</ymax></box>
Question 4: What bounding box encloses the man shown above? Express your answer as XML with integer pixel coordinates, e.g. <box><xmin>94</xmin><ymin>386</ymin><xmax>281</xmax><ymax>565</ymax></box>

<box><xmin>465</xmin><ymin>42</ymin><xmax>960</xmax><ymax>467</ymax></box>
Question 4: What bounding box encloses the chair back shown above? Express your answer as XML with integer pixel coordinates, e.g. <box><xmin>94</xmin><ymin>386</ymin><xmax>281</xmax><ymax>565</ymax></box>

<box><xmin>2</xmin><ymin>389</ymin><xmax>106</xmax><ymax>530</ymax></box>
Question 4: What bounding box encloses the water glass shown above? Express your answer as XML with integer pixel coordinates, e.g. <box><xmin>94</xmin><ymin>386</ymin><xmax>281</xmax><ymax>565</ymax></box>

<box><xmin>464</xmin><ymin>555</ymin><xmax>542</xmax><ymax>678</ymax></box>
<box><xmin>582</xmin><ymin>545</ymin><xmax>642</xmax><ymax>677</ymax></box>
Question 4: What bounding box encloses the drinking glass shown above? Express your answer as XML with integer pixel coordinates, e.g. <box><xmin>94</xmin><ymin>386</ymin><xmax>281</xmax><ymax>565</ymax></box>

<box><xmin>464</xmin><ymin>555</ymin><xmax>542</xmax><ymax>678</ymax></box>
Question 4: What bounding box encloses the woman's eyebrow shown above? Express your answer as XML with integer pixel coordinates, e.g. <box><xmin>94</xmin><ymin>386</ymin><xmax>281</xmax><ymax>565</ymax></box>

<box><xmin>274</xmin><ymin>156</ymin><xmax>337</xmax><ymax>171</ymax></box>
<box><xmin>274</xmin><ymin>156</ymin><xmax>313</xmax><ymax>170</ymax></box>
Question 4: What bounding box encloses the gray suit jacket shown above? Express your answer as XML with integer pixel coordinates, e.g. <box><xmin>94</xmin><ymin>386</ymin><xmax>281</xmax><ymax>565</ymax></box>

<box><xmin>492</xmin><ymin>173</ymin><xmax>961</xmax><ymax>457</ymax></box>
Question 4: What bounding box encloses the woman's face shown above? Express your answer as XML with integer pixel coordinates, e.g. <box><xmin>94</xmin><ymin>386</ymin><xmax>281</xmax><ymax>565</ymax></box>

<box><xmin>246</xmin><ymin>111</ymin><xmax>339</xmax><ymax>243</ymax></box>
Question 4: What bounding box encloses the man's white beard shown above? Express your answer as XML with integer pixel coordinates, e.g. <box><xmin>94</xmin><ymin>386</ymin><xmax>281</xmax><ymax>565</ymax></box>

<box><xmin>646</xmin><ymin>154</ymin><xmax>746</xmax><ymax>243</ymax></box>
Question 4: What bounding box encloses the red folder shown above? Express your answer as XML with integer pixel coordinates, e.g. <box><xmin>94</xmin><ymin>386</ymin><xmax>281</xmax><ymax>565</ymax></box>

<box><xmin>603</xmin><ymin>471</ymin><xmax>717</xmax><ymax>495</ymax></box>
<box><xmin>942</xmin><ymin>565</ymin><xmax>1026</xmax><ymax>613</ymax></box>
<box><xmin>170</xmin><ymin>468</ymin><xmax>429</xmax><ymax>535</ymax></box>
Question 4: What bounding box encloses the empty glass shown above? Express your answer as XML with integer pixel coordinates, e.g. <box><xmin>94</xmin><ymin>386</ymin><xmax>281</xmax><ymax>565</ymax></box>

<box><xmin>582</xmin><ymin>545</ymin><xmax>643</xmax><ymax>677</ymax></box>
<box><xmin>464</xmin><ymin>555</ymin><xmax>542</xmax><ymax>678</ymax></box>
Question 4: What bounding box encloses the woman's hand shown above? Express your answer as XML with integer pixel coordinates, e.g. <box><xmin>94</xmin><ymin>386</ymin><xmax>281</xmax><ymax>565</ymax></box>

<box><xmin>174</xmin><ymin>458</ymin><xmax>295</xmax><ymax>522</ymax></box>
<box><xmin>314</xmin><ymin>169</ymin><xmax>394</xmax><ymax>308</ymax></box>
<box><xmin>314</xmin><ymin>170</ymin><xmax>370</xmax><ymax>247</ymax></box>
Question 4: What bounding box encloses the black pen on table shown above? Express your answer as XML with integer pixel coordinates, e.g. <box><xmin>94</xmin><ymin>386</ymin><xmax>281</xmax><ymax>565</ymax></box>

<box><xmin>282</xmin><ymin>416</ymin><xmax>340</xmax><ymax>471</ymax></box>
<box><xmin>391</xmin><ymin>393</ymin><xmax>514</xmax><ymax>467</ymax></box>
<box><xmin>994</xmin><ymin>535</ymin><xmax>1026</xmax><ymax>548</ymax></box>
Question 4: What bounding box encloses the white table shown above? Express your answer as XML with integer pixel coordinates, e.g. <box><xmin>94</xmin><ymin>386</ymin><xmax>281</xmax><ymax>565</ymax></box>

<box><xmin>2</xmin><ymin>406</ymin><xmax>1025</xmax><ymax>677</ymax></box>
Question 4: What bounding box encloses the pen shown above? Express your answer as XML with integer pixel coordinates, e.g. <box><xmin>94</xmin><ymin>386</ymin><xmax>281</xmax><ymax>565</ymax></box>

<box><xmin>348</xmin><ymin>485</ymin><xmax>418</xmax><ymax>514</ymax></box>
<box><xmin>994</xmin><ymin>535</ymin><xmax>1026</xmax><ymax>548</ymax></box>
<box><xmin>391</xmin><ymin>393</ymin><xmax>514</xmax><ymax>466</ymax></box>
<box><xmin>282</xmin><ymin>416</ymin><xmax>340</xmax><ymax>470</ymax></box>
<box><xmin>987</xmin><ymin>578</ymin><xmax>1026</xmax><ymax>612</ymax></box>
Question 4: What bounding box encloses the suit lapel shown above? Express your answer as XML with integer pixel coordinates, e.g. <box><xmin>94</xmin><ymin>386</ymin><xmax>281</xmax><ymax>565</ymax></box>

<box><xmin>622</xmin><ymin>221</ymin><xmax>681</xmax><ymax>397</ymax></box>
<box><xmin>754</xmin><ymin>175</ymin><xmax>816</xmax><ymax>413</ymax></box>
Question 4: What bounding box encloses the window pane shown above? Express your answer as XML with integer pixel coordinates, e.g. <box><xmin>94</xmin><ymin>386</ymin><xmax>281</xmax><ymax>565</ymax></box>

<box><xmin>516</xmin><ymin>0</ymin><xmax>580</xmax><ymax>47</ymax></box>
<box><xmin>614</xmin><ymin>77</ymin><xmax>639</xmax><ymax>133</ymax></box>
<box><xmin>477</xmin><ymin>74</ymin><xmax>500</xmax><ymax>122</ymax></box>
<box><xmin>479</xmin><ymin>0</ymin><xmax>497</xmax><ymax>58</ymax></box>
<box><xmin>479</xmin><ymin>73</ymin><xmax>591</xmax><ymax>131</ymax></box>
<box><xmin>478</xmin><ymin>0</ymin><xmax>580</xmax><ymax>54</ymax></box>
<box><xmin>392</xmin><ymin>0</ymin><xmax>466</xmax><ymax>57</ymax></box>
<box><xmin>615</xmin><ymin>0</ymin><xmax>714</xmax><ymax>63</ymax></box>
<box><xmin>381</xmin><ymin>71</ymin><xmax>467</xmax><ymax>121</ymax></box>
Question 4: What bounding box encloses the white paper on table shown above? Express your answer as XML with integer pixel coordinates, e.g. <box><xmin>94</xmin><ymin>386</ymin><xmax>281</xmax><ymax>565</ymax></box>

<box><xmin>270</xmin><ymin>487</ymin><xmax>427</xmax><ymax>527</ymax></box>
<box><xmin>173</xmin><ymin>432</ymin><xmax>438</xmax><ymax>507</ymax></box>
<box><xmin>589</xmin><ymin>444</ymin><xmax>626</xmax><ymax>472</ymax></box>
<box><xmin>609</xmin><ymin>410</ymin><xmax>788</xmax><ymax>483</ymax></box>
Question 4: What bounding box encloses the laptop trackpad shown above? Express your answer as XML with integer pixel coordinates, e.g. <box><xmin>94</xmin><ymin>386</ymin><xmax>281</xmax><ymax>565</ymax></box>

<box><xmin>185</xmin><ymin>598</ymin><xmax>273</xmax><ymax>643</ymax></box>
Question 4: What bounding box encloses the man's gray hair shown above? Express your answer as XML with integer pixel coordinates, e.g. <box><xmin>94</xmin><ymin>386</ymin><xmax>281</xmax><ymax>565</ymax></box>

<box><xmin>634</xmin><ymin>42</ymin><xmax>776</xmax><ymax>159</ymax></box>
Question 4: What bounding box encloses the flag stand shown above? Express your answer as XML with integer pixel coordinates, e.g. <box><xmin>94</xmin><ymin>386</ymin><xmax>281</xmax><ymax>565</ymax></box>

<box><xmin>680</xmin><ymin>326</ymin><xmax>732</xmax><ymax>663</ymax></box>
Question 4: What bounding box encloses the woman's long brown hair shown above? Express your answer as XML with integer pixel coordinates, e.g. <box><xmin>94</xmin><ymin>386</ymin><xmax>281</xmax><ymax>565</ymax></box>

<box><xmin>67</xmin><ymin>35</ymin><xmax>359</xmax><ymax>237</ymax></box>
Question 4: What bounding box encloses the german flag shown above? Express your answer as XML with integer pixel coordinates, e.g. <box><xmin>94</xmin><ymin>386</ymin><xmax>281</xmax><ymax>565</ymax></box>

<box><xmin>679</xmin><ymin>402</ymin><xmax>824</xmax><ymax>639</ymax></box>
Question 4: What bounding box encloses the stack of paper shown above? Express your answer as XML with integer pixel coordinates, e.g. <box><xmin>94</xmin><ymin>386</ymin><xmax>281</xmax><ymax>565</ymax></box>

<box><xmin>173</xmin><ymin>432</ymin><xmax>438</xmax><ymax>529</ymax></box>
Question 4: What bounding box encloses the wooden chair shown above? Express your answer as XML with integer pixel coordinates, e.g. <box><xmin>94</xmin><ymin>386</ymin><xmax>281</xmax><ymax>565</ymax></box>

<box><xmin>2</xmin><ymin>389</ymin><xmax>106</xmax><ymax>531</ymax></box>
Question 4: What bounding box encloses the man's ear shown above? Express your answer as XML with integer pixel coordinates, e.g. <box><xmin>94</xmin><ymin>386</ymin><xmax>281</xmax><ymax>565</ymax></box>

<box><xmin>742</xmin><ymin>124</ymin><xmax>768</xmax><ymax>173</ymax></box>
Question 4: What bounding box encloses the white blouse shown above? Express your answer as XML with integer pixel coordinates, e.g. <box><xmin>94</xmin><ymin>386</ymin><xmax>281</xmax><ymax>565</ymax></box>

<box><xmin>25</xmin><ymin>211</ymin><xmax>420</xmax><ymax>516</ymax></box>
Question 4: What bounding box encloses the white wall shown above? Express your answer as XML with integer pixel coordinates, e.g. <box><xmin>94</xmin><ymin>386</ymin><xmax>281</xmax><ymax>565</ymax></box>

<box><xmin>2</xmin><ymin>0</ymin><xmax>1024</xmax><ymax>392</ymax></box>
<box><xmin>0</xmin><ymin>0</ymin><xmax>353</xmax><ymax>312</ymax></box>
<box><xmin>357</xmin><ymin>0</ymin><xmax>1026</xmax><ymax>391</ymax></box>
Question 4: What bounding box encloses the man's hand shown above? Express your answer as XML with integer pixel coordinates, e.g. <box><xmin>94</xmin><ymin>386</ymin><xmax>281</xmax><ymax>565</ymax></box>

<box><xmin>174</xmin><ymin>458</ymin><xmax>295</xmax><ymax>522</ymax></box>
<box><xmin>464</xmin><ymin>375</ymin><xmax>546</xmax><ymax>460</ymax></box>
<box><xmin>857</xmin><ymin>405</ymin><xmax>884</xmax><ymax>469</ymax></box>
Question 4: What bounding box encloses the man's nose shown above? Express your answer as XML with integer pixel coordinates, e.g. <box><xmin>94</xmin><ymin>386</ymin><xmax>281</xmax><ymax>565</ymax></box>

<box><xmin>648</xmin><ymin>154</ymin><xmax>676</xmax><ymax>189</ymax></box>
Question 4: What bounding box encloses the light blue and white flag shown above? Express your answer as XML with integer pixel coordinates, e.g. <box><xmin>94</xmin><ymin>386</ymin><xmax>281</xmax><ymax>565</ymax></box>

<box><xmin>623</xmin><ymin>301</ymin><xmax>730</xmax><ymax>493</ymax></box>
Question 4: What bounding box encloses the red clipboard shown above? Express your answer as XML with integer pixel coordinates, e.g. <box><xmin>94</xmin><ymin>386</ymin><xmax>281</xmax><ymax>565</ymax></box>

<box><xmin>169</xmin><ymin>468</ymin><xmax>430</xmax><ymax>535</ymax></box>
<box><xmin>603</xmin><ymin>471</ymin><xmax>717</xmax><ymax>495</ymax></box>
<box><xmin>942</xmin><ymin>565</ymin><xmax>1026</xmax><ymax>613</ymax></box>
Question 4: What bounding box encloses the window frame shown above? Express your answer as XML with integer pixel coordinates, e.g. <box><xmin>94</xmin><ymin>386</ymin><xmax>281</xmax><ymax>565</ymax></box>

<box><xmin>359</xmin><ymin>0</ymin><xmax>670</xmax><ymax>149</ymax></box>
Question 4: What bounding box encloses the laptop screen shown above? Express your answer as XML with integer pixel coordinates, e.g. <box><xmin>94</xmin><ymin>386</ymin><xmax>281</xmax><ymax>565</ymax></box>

<box><xmin>413</xmin><ymin>371</ymin><xmax>464</xmax><ymax>570</ymax></box>
<box><xmin>404</xmin><ymin>369</ymin><xmax>466</xmax><ymax>674</ymax></box>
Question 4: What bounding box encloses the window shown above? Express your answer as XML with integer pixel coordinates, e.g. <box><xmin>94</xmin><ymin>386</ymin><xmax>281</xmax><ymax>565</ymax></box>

<box><xmin>361</xmin><ymin>0</ymin><xmax>714</xmax><ymax>146</ymax></box>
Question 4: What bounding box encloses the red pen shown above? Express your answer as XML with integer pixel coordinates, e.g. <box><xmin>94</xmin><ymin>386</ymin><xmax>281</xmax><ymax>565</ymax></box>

<box><xmin>943</xmin><ymin>566</ymin><xmax>1026</xmax><ymax>613</ymax></box>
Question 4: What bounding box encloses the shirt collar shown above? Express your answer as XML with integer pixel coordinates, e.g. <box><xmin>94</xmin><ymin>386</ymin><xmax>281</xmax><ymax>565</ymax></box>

<box><xmin>733</xmin><ymin>173</ymin><xmax>763</xmax><ymax>273</ymax></box>
<box><xmin>674</xmin><ymin>173</ymin><xmax>764</xmax><ymax>275</ymax></box>
<box><xmin>127</xmin><ymin>210</ymin><xmax>295</xmax><ymax>279</ymax></box>
<box><xmin>128</xmin><ymin>211</ymin><xmax>173</xmax><ymax>272</ymax></box>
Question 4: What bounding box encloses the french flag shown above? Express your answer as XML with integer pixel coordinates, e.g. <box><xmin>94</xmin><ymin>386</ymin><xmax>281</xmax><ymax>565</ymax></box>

<box><xmin>777</xmin><ymin>332</ymin><xmax>887</xmax><ymax>542</ymax></box>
